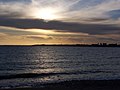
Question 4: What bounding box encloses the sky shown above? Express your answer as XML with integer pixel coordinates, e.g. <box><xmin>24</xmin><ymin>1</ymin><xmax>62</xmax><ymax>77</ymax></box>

<box><xmin>0</xmin><ymin>0</ymin><xmax>120</xmax><ymax>45</ymax></box>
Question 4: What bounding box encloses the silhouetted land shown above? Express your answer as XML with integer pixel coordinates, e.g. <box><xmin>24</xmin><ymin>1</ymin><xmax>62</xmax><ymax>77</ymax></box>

<box><xmin>33</xmin><ymin>43</ymin><xmax>120</xmax><ymax>47</ymax></box>
<box><xmin>0</xmin><ymin>43</ymin><xmax>120</xmax><ymax>47</ymax></box>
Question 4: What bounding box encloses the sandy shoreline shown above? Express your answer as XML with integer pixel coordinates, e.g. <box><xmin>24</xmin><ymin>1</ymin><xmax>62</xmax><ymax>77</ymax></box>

<box><xmin>1</xmin><ymin>80</ymin><xmax>120</xmax><ymax>90</ymax></box>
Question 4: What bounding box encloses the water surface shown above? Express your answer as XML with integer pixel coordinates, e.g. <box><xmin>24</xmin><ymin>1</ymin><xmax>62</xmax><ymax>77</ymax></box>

<box><xmin>0</xmin><ymin>46</ymin><xmax>120</xmax><ymax>88</ymax></box>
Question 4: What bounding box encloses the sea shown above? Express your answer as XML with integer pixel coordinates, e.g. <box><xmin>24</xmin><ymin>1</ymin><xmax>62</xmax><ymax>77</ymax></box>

<box><xmin>0</xmin><ymin>46</ymin><xmax>120</xmax><ymax>88</ymax></box>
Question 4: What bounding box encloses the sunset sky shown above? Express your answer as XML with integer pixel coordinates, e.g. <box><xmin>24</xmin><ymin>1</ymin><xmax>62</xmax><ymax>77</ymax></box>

<box><xmin>0</xmin><ymin>0</ymin><xmax>120</xmax><ymax>45</ymax></box>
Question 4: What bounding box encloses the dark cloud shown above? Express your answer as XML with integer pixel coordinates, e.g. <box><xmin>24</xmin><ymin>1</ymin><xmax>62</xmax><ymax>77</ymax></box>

<box><xmin>0</xmin><ymin>18</ymin><xmax>120</xmax><ymax>35</ymax></box>
<box><xmin>84</xmin><ymin>18</ymin><xmax>109</xmax><ymax>22</ymax></box>
<box><xmin>0</xmin><ymin>13</ymin><xmax>24</xmax><ymax>19</ymax></box>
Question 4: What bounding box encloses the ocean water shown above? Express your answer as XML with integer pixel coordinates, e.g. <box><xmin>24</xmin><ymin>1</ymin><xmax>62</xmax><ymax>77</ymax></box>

<box><xmin>0</xmin><ymin>46</ymin><xmax>120</xmax><ymax>88</ymax></box>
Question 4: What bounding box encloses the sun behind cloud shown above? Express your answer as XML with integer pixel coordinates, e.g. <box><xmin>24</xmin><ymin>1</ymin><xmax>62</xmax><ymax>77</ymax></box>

<box><xmin>32</xmin><ymin>7</ymin><xmax>61</xmax><ymax>20</ymax></box>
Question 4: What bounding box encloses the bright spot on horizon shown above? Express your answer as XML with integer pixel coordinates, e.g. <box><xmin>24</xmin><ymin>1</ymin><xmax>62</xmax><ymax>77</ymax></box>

<box><xmin>32</xmin><ymin>8</ymin><xmax>61</xmax><ymax>20</ymax></box>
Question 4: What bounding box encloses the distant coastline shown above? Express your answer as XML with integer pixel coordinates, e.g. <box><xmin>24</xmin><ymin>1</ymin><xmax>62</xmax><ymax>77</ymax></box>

<box><xmin>0</xmin><ymin>43</ymin><xmax>120</xmax><ymax>47</ymax></box>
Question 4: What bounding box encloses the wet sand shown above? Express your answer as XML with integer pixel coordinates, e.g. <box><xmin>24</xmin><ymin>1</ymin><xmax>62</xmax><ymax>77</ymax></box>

<box><xmin>2</xmin><ymin>80</ymin><xmax>120</xmax><ymax>90</ymax></box>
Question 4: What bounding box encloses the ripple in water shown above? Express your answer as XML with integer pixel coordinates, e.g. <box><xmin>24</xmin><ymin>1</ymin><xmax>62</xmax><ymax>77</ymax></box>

<box><xmin>0</xmin><ymin>46</ymin><xmax>120</xmax><ymax>88</ymax></box>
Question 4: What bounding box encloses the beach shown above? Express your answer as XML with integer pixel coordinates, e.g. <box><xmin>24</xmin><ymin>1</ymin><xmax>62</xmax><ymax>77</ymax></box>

<box><xmin>2</xmin><ymin>80</ymin><xmax>120</xmax><ymax>90</ymax></box>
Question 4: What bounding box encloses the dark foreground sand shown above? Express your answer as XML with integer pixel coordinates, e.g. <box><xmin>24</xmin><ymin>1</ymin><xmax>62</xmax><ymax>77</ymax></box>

<box><xmin>1</xmin><ymin>80</ymin><xmax>120</xmax><ymax>90</ymax></box>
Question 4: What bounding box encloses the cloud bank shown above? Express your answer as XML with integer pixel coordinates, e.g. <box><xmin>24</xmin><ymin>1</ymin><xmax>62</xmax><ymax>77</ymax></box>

<box><xmin>0</xmin><ymin>0</ymin><xmax>120</xmax><ymax>44</ymax></box>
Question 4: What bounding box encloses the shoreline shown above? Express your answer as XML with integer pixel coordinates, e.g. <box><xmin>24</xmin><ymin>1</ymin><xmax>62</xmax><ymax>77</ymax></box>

<box><xmin>2</xmin><ymin>80</ymin><xmax>120</xmax><ymax>90</ymax></box>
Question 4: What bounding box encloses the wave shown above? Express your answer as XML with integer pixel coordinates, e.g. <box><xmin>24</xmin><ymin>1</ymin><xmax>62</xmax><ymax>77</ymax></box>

<box><xmin>0</xmin><ymin>70</ymin><xmax>111</xmax><ymax>80</ymax></box>
<box><xmin>107</xmin><ymin>56</ymin><xmax>120</xmax><ymax>59</ymax></box>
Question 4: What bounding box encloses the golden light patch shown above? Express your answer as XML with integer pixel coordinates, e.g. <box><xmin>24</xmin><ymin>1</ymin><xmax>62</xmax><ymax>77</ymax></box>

<box><xmin>27</xmin><ymin>29</ymin><xmax>56</xmax><ymax>34</ymax></box>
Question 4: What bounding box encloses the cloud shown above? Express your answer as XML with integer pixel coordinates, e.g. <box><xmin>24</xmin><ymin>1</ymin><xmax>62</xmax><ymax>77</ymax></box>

<box><xmin>0</xmin><ymin>0</ymin><xmax>120</xmax><ymax>44</ymax></box>
<box><xmin>0</xmin><ymin>0</ymin><xmax>32</xmax><ymax>3</ymax></box>
<box><xmin>0</xmin><ymin>33</ymin><xmax>53</xmax><ymax>45</ymax></box>
<box><xmin>27</xmin><ymin>35</ymin><xmax>53</xmax><ymax>40</ymax></box>
<box><xmin>0</xmin><ymin>1</ymin><xmax>28</xmax><ymax>18</ymax></box>
<box><xmin>0</xmin><ymin>0</ymin><xmax>120</xmax><ymax>23</ymax></box>
<box><xmin>82</xmin><ymin>18</ymin><xmax>109</xmax><ymax>22</ymax></box>
<box><xmin>59</xmin><ymin>0</ymin><xmax>120</xmax><ymax>23</ymax></box>
<box><xmin>0</xmin><ymin>0</ymin><xmax>80</xmax><ymax>19</ymax></box>
<box><xmin>0</xmin><ymin>18</ymin><xmax>120</xmax><ymax>35</ymax></box>
<box><xmin>93</xmin><ymin>34</ymin><xmax>120</xmax><ymax>43</ymax></box>
<box><xmin>0</xmin><ymin>26</ymin><xmax>41</xmax><ymax>35</ymax></box>
<box><xmin>53</xmin><ymin>33</ymin><xmax>120</xmax><ymax>44</ymax></box>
